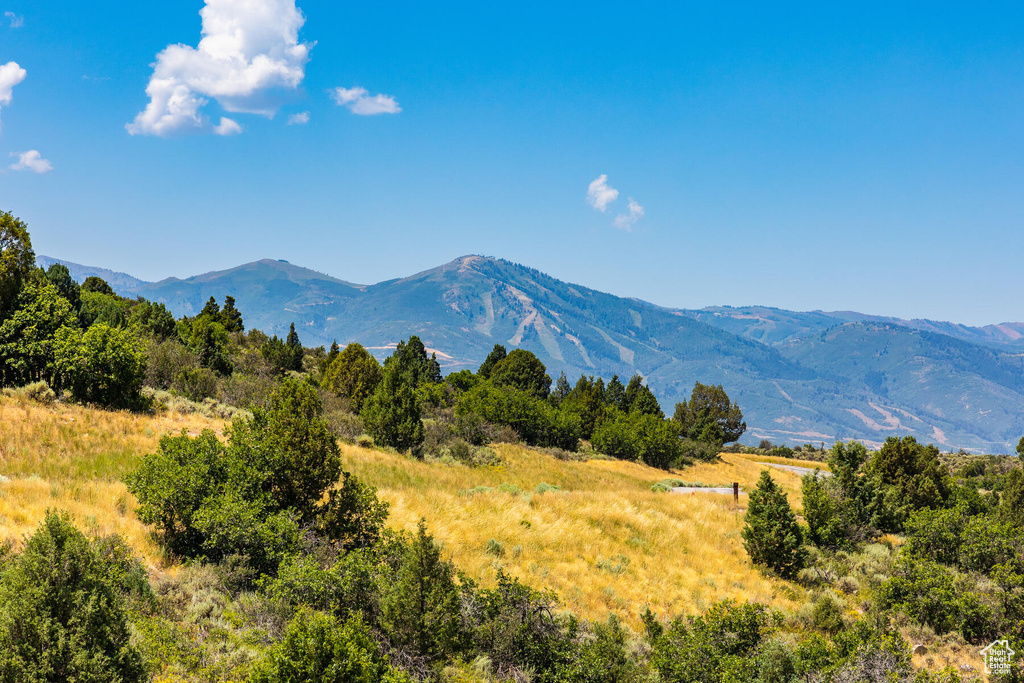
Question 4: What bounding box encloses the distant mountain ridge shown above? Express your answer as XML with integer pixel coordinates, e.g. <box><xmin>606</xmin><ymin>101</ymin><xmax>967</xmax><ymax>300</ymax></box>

<box><xmin>685</xmin><ymin>306</ymin><xmax>1024</xmax><ymax>349</ymax></box>
<box><xmin>36</xmin><ymin>254</ymin><xmax>1024</xmax><ymax>453</ymax></box>
<box><xmin>37</xmin><ymin>255</ymin><xmax>151</xmax><ymax>292</ymax></box>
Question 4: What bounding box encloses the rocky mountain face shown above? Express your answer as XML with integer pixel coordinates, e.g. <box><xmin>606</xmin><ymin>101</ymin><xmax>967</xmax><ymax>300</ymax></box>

<box><xmin>40</xmin><ymin>254</ymin><xmax>1024</xmax><ymax>453</ymax></box>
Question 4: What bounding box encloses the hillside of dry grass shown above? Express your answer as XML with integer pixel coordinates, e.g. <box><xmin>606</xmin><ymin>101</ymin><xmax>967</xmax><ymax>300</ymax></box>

<box><xmin>0</xmin><ymin>394</ymin><xmax>825</xmax><ymax>626</ymax></box>
<box><xmin>0</xmin><ymin>395</ymin><xmax>226</xmax><ymax>565</ymax></box>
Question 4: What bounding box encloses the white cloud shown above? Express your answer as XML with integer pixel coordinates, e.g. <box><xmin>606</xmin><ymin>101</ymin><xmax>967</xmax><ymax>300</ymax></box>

<box><xmin>214</xmin><ymin>117</ymin><xmax>242</xmax><ymax>135</ymax></box>
<box><xmin>9</xmin><ymin>150</ymin><xmax>52</xmax><ymax>173</ymax></box>
<box><xmin>127</xmin><ymin>0</ymin><xmax>312</xmax><ymax>137</ymax></box>
<box><xmin>0</xmin><ymin>61</ymin><xmax>26</xmax><ymax>135</ymax></box>
<box><xmin>287</xmin><ymin>110</ymin><xmax>309</xmax><ymax>125</ymax></box>
<box><xmin>612</xmin><ymin>198</ymin><xmax>645</xmax><ymax>230</ymax></box>
<box><xmin>331</xmin><ymin>86</ymin><xmax>401</xmax><ymax>115</ymax></box>
<box><xmin>5</xmin><ymin>11</ymin><xmax>23</xmax><ymax>28</ymax></box>
<box><xmin>586</xmin><ymin>174</ymin><xmax>619</xmax><ymax>212</ymax></box>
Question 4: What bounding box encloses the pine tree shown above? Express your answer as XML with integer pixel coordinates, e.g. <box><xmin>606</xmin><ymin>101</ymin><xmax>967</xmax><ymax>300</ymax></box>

<box><xmin>552</xmin><ymin>372</ymin><xmax>572</xmax><ymax>404</ymax></box>
<box><xmin>478</xmin><ymin>343</ymin><xmax>507</xmax><ymax>379</ymax></box>
<box><xmin>285</xmin><ymin>322</ymin><xmax>303</xmax><ymax>372</ymax></box>
<box><xmin>361</xmin><ymin>362</ymin><xmax>424</xmax><ymax>453</ymax></box>
<box><xmin>220</xmin><ymin>295</ymin><xmax>244</xmax><ymax>333</ymax></box>
<box><xmin>326</xmin><ymin>340</ymin><xmax>340</xmax><ymax>367</ymax></box>
<box><xmin>200</xmin><ymin>296</ymin><xmax>220</xmax><ymax>318</ymax></box>
<box><xmin>742</xmin><ymin>470</ymin><xmax>806</xmax><ymax>579</ymax></box>
<box><xmin>380</xmin><ymin>520</ymin><xmax>465</xmax><ymax>661</ymax></box>
<box><xmin>605</xmin><ymin>374</ymin><xmax>625</xmax><ymax>409</ymax></box>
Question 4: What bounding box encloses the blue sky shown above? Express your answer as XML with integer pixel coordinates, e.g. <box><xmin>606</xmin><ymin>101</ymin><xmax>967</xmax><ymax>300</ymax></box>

<box><xmin>1</xmin><ymin>2</ymin><xmax>1022</xmax><ymax>325</ymax></box>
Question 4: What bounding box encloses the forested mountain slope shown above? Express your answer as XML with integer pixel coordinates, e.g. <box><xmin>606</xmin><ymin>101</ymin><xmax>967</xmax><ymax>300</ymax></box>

<box><xmin>39</xmin><ymin>254</ymin><xmax>1024</xmax><ymax>452</ymax></box>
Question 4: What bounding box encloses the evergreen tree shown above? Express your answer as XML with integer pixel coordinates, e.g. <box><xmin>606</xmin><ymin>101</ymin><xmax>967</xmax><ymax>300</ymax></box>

<box><xmin>232</xmin><ymin>377</ymin><xmax>342</xmax><ymax>522</ymax></box>
<box><xmin>0</xmin><ymin>512</ymin><xmax>146</xmax><ymax>682</ymax></box>
<box><xmin>200</xmin><ymin>296</ymin><xmax>220</xmax><ymax>318</ymax></box>
<box><xmin>1017</xmin><ymin>436</ymin><xmax>1024</xmax><ymax>458</ymax></box>
<box><xmin>742</xmin><ymin>470</ymin><xmax>806</xmax><ymax>579</ymax></box>
<box><xmin>381</xmin><ymin>520</ymin><xmax>466</xmax><ymax>662</ymax></box>
<box><xmin>478</xmin><ymin>343</ymin><xmax>507</xmax><ymax>379</ymax></box>
<box><xmin>560</xmin><ymin>376</ymin><xmax>607</xmax><ymax>440</ymax></box>
<box><xmin>489</xmin><ymin>348</ymin><xmax>551</xmax><ymax>399</ymax></box>
<box><xmin>673</xmin><ymin>382</ymin><xmax>746</xmax><ymax>444</ymax></box>
<box><xmin>627</xmin><ymin>381</ymin><xmax>664</xmax><ymax>419</ymax></box>
<box><xmin>0</xmin><ymin>210</ymin><xmax>35</xmax><ymax>320</ymax></box>
<box><xmin>220</xmin><ymin>295</ymin><xmax>244</xmax><ymax>333</ymax></box>
<box><xmin>326</xmin><ymin>340</ymin><xmax>340</xmax><ymax>368</ymax></box>
<box><xmin>552</xmin><ymin>371</ymin><xmax>571</xmax><ymax>404</ymax></box>
<box><xmin>185</xmin><ymin>316</ymin><xmax>233</xmax><ymax>375</ymax></box>
<box><xmin>322</xmin><ymin>342</ymin><xmax>383</xmax><ymax>413</ymax></box>
<box><xmin>81</xmin><ymin>276</ymin><xmax>114</xmax><ymax>296</ymax></box>
<box><xmin>362</xmin><ymin>361</ymin><xmax>424</xmax><ymax>453</ymax></box>
<box><xmin>387</xmin><ymin>335</ymin><xmax>441</xmax><ymax>387</ymax></box>
<box><xmin>605</xmin><ymin>374</ymin><xmax>626</xmax><ymax>410</ymax></box>
<box><xmin>623</xmin><ymin>374</ymin><xmax>645</xmax><ymax>412</ymax></box>
<box><xmin>285</xmin><ymin>322</ymin><xmax>303</xmax><ymax>371</ymax></box>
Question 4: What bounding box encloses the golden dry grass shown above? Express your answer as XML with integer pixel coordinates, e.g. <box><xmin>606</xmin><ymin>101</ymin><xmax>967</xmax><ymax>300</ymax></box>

<box><xmin>0</xmin><ymin>395</ymin><xmax>226</xmax><ymax>481</ymax></box>
<box><xmin>340</xmin><ymin>445</ymin><xmax>810</xmax><ymax>626</ymax></box>
<box><xmin>0</xmin><ymin>477</ymin><xmax>164</xmax><ymax>567</ymax></box>
<box><xmin>0</xmin><ymin>394</ymin><xmax>814</xmax><ymax>626</ymax></box>
<box><xmin>0</xmin><ymin>395</ymin><xmax>225</xmax><ymax>567</ymax></box>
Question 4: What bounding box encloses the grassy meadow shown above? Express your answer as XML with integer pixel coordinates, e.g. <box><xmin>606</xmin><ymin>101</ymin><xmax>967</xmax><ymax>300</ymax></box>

<box><xmin>0</xmin><ymin>395</ymin><xmax>226</xmax><ymax>565</ymax></box>
<box><xmin>0</xmin><ymin>393</ymin><xmax>821</xmax><ymax>626</ymax></box>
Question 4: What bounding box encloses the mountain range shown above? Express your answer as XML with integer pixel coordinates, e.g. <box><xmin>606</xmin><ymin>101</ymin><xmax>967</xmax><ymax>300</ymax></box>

<box><xmin>37</xmin><ymin>254</ymin><xmax>1024</xmax><ymax>453</ymax></box>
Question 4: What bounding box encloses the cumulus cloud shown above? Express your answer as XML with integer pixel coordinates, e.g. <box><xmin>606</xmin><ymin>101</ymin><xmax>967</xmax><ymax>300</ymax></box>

<box><xmin>9</xmin><ymin>150</ymin><xmax>52</xmax><ymax>173</ymax></box>
<box><xmin>287</xmin><ymin>110</ymin><xmax>309</xmax><ymax>125</ymax></box>
<box><xmin>0</xmin><ymin>61</ymin><xmax>26</xmax><ymax>134</ymax></box>
<box><xmin>127</xmin><ymin>0</ymin><xmax>312</xmax><ymax>136</ymax></box>
<box><xmin>331</xmin><ymin>87</ymin><xmax>401</xmax><ymax>115</ymax></box>
<box><xmin>612</xmin><ymin>198</ymin><xmax>645</xmax><ymax>230</ymax></box>
<box><xmin>586</xmin><ymin>174</ymin><xmax>619</xmax><ymax>212</ymax></box>
<box><xmin>5</xmin><ymin>11</ymin><xmax>23</xmax><ymax>28</ymax></box>
<box><xmin>214</xmin><ymin>117</ymin><xmax>242</xmax><ymax>135</ymax></box>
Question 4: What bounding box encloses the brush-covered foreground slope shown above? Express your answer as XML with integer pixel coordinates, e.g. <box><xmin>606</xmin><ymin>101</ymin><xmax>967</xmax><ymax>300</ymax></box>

<box><xmin>41</xmin><ymin>254</ymin><xmax>1024</xmax><ymax>451</ymax></box>
<box><xmin>0</xmin><ymin>395</ymin><xmax>811</xmax><ymax>625</ymax></box>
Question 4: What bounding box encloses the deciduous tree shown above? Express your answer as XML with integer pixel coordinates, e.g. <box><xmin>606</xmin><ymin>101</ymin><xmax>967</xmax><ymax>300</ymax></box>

<box><xmin>0</xmin><ymin>210</ymin><xmax>35</xmax><ymax>319</ymax></box>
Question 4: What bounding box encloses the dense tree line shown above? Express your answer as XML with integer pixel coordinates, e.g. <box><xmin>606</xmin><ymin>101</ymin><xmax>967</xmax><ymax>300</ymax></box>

<box><xmin>318</xmin><ymin>337</ymin><xmax>746</xmax><ymax>469</ymax></box>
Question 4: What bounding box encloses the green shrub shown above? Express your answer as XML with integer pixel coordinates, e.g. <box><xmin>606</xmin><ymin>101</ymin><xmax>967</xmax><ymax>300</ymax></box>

<box><xmin>362</xmin><ymin>362</ymin><xmax>425</xmax><ymax>453</ymax></box>
<box><xmin>0</xmin><ymin>512</ymin><xmax>146</xmax><ymax>682</ymax></box>
<box><xmin>591</xmin><ymin>410</ymin><xmax>682</xmax><ymax>469</ymax></box>
<box><xmin>128</xmin><ymin>379</ymin><xmax>386</xmax><ymax>575</ymax></box>
<box><xmin>742</xmin><ymin>471</ymin><xmax>806</xmax><ymax>579</ymax></box>
<box><xmin>173</xmin><ymin>365</ymin><xmax>219</xmax><ymax>401</ymax></box>
<box><xmin>249</xmin><ymin>609</ymin><xmax>412</xmax><ymax>683</ymax></box>
<box><xmin>54</xmin><ymin>323</ymin><xmax>148</xmax><ymax>409</ymax></box>
<box><xmin>455</xmin><ymin>382</ymin><xmax>551</xmax><ymax>447</ymax></box>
